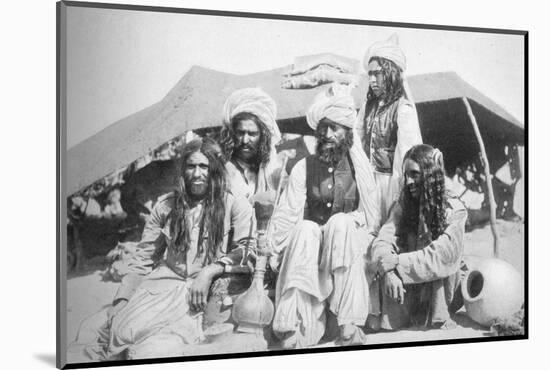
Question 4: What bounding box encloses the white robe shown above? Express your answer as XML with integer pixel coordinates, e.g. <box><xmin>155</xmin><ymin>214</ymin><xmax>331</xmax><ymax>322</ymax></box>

<box><xmin>269</xmin><ymin>138</ymin><xmax>379</xmax><ymax>347</ymax></box>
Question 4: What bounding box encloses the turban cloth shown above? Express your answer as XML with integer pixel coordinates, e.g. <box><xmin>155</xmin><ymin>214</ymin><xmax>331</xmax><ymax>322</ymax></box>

<box><xmin>306</xmin><ymin>84</ymin><xmax>357</xmax><ymax>130</ymax></box>
<box><xmin>364</xmin><ymin>33</ymin><xmax>406</xmax><ymax>72</ymax></box>
<box><xmin>222</xmin><ymin>87</ymin><xmax>281</xmax><ymax>144</ymax></box>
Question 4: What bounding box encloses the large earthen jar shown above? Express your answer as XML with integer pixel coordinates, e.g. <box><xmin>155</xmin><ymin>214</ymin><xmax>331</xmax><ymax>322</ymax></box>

<box><xmin>462</xmin><ymin>258</ymin><xmax>524</xmax><ymax>327</ymax></box>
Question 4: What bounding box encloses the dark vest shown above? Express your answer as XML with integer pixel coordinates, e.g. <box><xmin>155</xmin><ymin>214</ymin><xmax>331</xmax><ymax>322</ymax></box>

<box><xmin>362</xmin><ymin>97</ymin><xmax>405</xmax><ymax>174</ymax></box>
<box><xmin>304</xmin><ymin>154</ymin><xmax>359</xmax><ymax>225</ymax></box>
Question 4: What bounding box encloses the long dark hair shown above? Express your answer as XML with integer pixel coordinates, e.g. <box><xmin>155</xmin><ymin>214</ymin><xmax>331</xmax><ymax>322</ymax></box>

<box><xmin>365</xmin><ymin>56</ymin><xmax>405</xmax><ymax>116</ymax></box>
<box><xmin>171</xmin><ymin>137</ymin><xmax>227</xmax><ymax>264</ymax></box>
<box><xmin>400</xmin><ymin>144</ymin><xmax>448</xmax><ymax>241</ymax></box>
<box><xmin>218</xmin><ymin>112</ymin><xmax>272</xmax><ymax>170</ymax></box>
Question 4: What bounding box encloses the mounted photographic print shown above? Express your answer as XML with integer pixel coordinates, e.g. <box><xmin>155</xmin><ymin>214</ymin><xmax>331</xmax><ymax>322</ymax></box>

<box><xmin>57</xmin><ymin>1</ymin><xmax>527</xmax><ymax>368</ymax></box>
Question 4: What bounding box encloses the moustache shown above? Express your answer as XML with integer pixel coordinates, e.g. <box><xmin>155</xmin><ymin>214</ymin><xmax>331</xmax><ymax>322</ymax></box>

<box><xmin>190</xmin><ymin>177</ymin><xmax>207</xmax><ymax>183</ymax></box>
<box><xmin>319</xmin><ymin>142</ymin><xmax>338</xmax><ymax>151</ymax></box>
<box><xmin>407</xmin><ymin>184</ymin><xmax>421</xmax><ymax>195</ymax></box>
<box><xmin>187</xmin><ymin>175</ymin><xmax>207</xmax><ymax>184</ymax></box>
<box><xmin>319</xmin><ymin>137</ymin><xmax>338</xmax><ymax>145</ymax></box>
<box><xmin>185</xmin><ymin>175</ymin><xmax>207</xmax><ymax>184</ymax></box>
<box><xmin>237</xmin><ymin>143</ymin><xmax>256</xmax><ymax>151</ymax></box>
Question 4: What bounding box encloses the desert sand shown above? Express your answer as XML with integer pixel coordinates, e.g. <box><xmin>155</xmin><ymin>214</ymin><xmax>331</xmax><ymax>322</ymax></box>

<box><xmin>66</xmin><ymin>220</ymin><xmax>524</xmax><ymax>358</ymax></box>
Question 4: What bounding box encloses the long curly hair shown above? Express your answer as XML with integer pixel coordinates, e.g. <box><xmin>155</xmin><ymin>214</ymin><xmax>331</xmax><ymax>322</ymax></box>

<box><xmin>218</xmin><ymin>112</ymin><xmax>272</xmax><ymax>170</ymax></box>
<box><xmin>399</xmin><ymin>144</ymin><xmax>448</xmax><ymax>241</ymax></box>
<box><xmin>364</xmin><ymin>56</ymin><xmax>405</xmax><ymax>115</ymax></box>
<box><xmin>171</xmin><ymin>137</ymin><xmax>227</xmax><ymax>264</ymax></box>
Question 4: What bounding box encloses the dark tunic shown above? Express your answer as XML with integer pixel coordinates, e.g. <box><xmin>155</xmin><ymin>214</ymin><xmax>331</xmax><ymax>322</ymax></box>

<box><xmin>362</xmin><ymin>97</ymin><xmax>413</xmax><ymax>174</ymax></box>
<box><xmin>303</xmin><ymin>154</ymin><xmax>359</xmax><ymax>225</ymax></box>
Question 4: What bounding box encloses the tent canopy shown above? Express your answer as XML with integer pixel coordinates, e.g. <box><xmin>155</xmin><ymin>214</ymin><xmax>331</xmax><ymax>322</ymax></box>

<box><xmin>410</xmin><ymin>72</ymin><xmax>523</xmax><ymax>173</ymax></box>
<box><xmin>67</xmin><ymin>61</ymin><xmax>524</xmax><ymax>196</ymax></box>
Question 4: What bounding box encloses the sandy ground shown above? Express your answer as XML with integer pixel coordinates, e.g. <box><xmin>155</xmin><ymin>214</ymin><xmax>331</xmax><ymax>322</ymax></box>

<box><xmin>65</xmin><ymin>220</ymin><xmax>524</xmax><ymax>357</ymax></box>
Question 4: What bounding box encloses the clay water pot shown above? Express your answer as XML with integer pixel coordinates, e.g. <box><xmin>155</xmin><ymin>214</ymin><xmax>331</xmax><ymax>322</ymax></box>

<box><xmin>231</xmin><ymin>255</ymin><xmax>274</xmax><ymax>333</ymax></box>
<box><xmin>461</xmin><ymin>258</ymin><xmax>524</xmax><ymax>327</ymax></box>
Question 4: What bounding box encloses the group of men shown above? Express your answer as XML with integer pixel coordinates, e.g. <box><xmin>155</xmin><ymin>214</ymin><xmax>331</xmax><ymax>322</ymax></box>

<box><xmin>69</xmin><ymin>34</ymin><xmax>468</xmax><ymax>361</ymax></box>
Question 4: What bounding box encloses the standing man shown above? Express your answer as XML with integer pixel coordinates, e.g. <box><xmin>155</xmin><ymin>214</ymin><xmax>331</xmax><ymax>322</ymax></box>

<box><xmin>357</xmin><ymin>34</ymin><xmax>423</xmax><ymax>222</ymax></box>
<box><xmin>68</xmin><ymin>138</ymin><xmax>256</xmax><ymax>362</ymax></box>
<box><xmin>219</xmin><ymin>87</ymin><xmax>286</xmax><ymax>202</ymax></box>
<box><xmin>370</xmin><ymin>144</ymin><xmax>467</xmax><ymax>331</ymax></box>
<box><xmin>269</xmin><ymin>87</ymin><xmax>378</xmax><ymax>348</ymax></box>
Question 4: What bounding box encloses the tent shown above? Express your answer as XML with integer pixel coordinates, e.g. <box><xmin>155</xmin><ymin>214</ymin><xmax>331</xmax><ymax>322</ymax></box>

<box><xmin>67</xmin><ymin>59</ymin><xmax>524</xmax><ymax>198</ymax></box>
<box><xmin>409</xmin><ymin>72</ymin><xmax>523</xmax><ymax>173</ymax></box>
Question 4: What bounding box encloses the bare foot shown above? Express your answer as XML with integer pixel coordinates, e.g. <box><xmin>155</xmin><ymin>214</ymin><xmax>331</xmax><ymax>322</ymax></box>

<box><xmin>279</xmin><ymin>331</ymin><xmax>297</xmax><ymax>349</ymax></box>
<box><xmin>366</xmin><ymin>314</ymin><xmax>381</xmax><ymax>331</ymax></box>
<box><xmin>340</xmin><ymin>324</ymin><xmax>356</xmax><ymax>340</ymax></box>
<box><xmin>338</xmin><ymin>325</ymin><xmax>367</xmax><ymax>346</ymax></box>
<box><xmin>434</xmin><ymin>318</ymin><xmax>457</xmax><ymax>330</ymax></box>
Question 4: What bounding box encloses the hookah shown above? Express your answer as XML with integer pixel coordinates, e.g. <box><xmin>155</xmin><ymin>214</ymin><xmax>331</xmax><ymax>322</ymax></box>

<box><xmin>230</xmin><ymin>227</ymin><xmax>274</xmax><ymax>334</ymax></box>
<box><xmin>231</xmin><ymin>156</ymin><xmax>289</xmax><ymax>335</ymax></box>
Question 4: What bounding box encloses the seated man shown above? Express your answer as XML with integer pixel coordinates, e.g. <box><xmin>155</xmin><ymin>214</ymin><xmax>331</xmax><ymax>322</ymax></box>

<box><xmin>269</xmin><ymin>88</ymin><xmax>379</xmax><ymax>348</ymax></box>
<box><xmin>68</xmin><ymin>138</ymin><xmax>256</xmax><ymax>362</ymax></box>
<box><xmin>369</xmin><ymin>144</ymin><xmax>467</xmax><ymax>330</ymax></box>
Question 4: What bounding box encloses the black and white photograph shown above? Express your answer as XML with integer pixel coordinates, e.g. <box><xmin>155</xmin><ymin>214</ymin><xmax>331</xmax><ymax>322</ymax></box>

<box><xmin>57</xmin><ymin>1</ymin><xmax>526</xmax><ymax>368</ymax></box>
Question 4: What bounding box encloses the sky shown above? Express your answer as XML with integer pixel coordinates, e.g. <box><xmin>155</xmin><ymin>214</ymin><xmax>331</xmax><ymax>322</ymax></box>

<box><xmin>66</xmin><ymin>6</ymin><xmax>525</xmax><ymax>148</ymax></box>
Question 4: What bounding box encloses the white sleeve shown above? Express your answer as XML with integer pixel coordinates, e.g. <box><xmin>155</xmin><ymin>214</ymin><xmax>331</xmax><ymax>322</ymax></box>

<box><xmin>392</xmin><ymin>102</ymin><xmax>422</xmax><ymax>184</ymax></box>
<box><xmin>269</xmin><ymin>158</ymin><xmax>307</xmax><ymax>254</ymax></box>
<box><xmin>350</xmin><ymin>124</ymin><xmax>381</xmax><ymax>232</ymax></box>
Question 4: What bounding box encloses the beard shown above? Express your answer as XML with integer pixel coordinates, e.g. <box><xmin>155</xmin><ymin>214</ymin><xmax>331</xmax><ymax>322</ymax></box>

<box><xmin>184</xmin><ymin>177</ymin><xmax>209</xmax><ymax>200</ymax></box>
<box><xmin>406</xmin><ymin>182</ymin><xmax>421</xmax><ymax>201</ymax></box>
<box><xmin>316</xmin><ymin>136</ymin><xmax>352</xmax><ymax>165</ymax></box>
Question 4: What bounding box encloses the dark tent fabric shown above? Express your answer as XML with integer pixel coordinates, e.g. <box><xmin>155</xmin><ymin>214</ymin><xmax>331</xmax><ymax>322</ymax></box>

<box><xmin>409</xmin><ymin>72</ymin><xmax>523</xmax><ymax>173</ymax></box>
<box><xmin>67</xmin><ymin>64</ymin><xmax>523</xmax><ymax>196</ymax></box>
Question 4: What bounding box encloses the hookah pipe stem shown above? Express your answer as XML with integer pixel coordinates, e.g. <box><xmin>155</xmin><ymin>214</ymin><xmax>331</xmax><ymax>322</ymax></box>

<box><xmin>265</xmin><ymin>155</ymin><xmax>289</xmax><ymax>239</ymax></box>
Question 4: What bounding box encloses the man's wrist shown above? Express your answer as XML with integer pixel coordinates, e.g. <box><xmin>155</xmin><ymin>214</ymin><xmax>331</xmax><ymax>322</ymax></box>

<box><xmin>204</xmin><ymin>262</ymin><xmax>224</xmax><ymax>278</ymax></box>
<box><xmin>383</xmin><ymin>269</ymin><xmax>396</xmax><ymax>278</ymax></box>
<box><xmin>378</xmin><ymin>253</ymin><xmax>399</xmax><ymax>275</ymax></box>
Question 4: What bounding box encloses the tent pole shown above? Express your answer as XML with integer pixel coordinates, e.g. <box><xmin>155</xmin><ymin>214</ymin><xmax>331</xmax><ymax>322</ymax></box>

<box><xmin>462</xmin><ymin>97</ymin><xmax>501</xmax><ymax>258</ymax></box>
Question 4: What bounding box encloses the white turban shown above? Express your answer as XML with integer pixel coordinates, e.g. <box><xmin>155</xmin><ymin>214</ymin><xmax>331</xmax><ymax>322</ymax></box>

<box><xmin>306</xmin><ymin>84</ymin><xmax>357</xmax><ymax>130</ymax></box>
<box><xmin>364</xmin><ymin>33</ymin><xmax>406</xmax><ymax>72</ymax></box>
<box><xmin>222</xmin><ymin>87</ymin><xmax>281</xmax><ymax>144</ymax></box>
<box><xmin>363</xmin><ymin>33</ymin><xmax>417</xmax><ymax>106</ymax></box>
